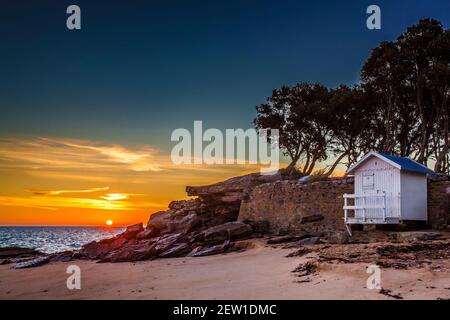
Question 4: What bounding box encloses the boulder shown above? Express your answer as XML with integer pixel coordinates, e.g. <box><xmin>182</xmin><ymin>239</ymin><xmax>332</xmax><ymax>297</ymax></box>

<box><xmin>49</xmin><ymin>251</ymin><xmax>74</xmax><ymax>262</ymax></box>
<box><xmin>326</xmin><ymin>231</ymin><xmax>349</xmax><ymax>244</ymax></box>
<box><xmin>178</xmin><ymin>213</ymin><xmax>201</xmax><ymax>233</ymax></box>
<box><xmin>158</xmin><ymin>243</ymin><xmax>191</xmax><ymax>258</ymax></box>
<box><xmin>136</xmin><ymin>228</ymin><xmax>159</xmax><ymax>240</ymax></box>
<box><xmin>203</xmin><ymin>222</ymin><xmax>252</xmax><ymax>243</ymax></box>
<box><xmin>243</xmin><ymin>220</ymin><xmax>270</xmax><ymax>234</ymax></box>
<box><xmin>106</xmin><ymin>241</ymin><xmax>157</xmax><ymax>263</ymax></box>
<box><xmin>168</xmin><ymin>199</ymin><xmax>201</xmax><ymax>212</ymax></box>
<box><xmin>80</xmin><ymin>234</ymin><xmax>131</xmax><ymax>260</ymax></box>
<box><xmin>189</xmin><ymin>240</ymin><xmax>234</xmax><ymax>257</ymax></box>
<box><xmin>109</xmin><ymin>236</ymin><xmax>129</xmax><ymax>250</ymax></box>
<box><xmin>122</xmin><ymin>223</ymin><xmax>144</xmax><ymax>239</ymax></box>
<box><xmin>186</xmin><ymin>173</ymin><xmax>282</xmax><ymax>198</ymax></box>
<box><xmin>13</xmin><ymin>256</ymin><xmax>49</xmax><ymax>269</ymax></box>
<box><xmin>0</xmin><ymin>247</ymin><xmax>42</xmax><ymax>259</ymax></box>
<box><xmin>294</xmin><ymin>236</ymin><xmax>321</xmax><ymax>246</ymax></box>
<box><xmin>164</xmin><ymin>213</ymin><xmax>201</xmax><ymax>234</ymax></box>
<box><xmin>147</xmin><ymin>211</ymin><xmax>173</xmax><ymax>231</ymax></box>
<box><xmin>155</xmin><ymin>233</ymin><xmax>184</xmax><ymax>253</ymax></box>
<box><xmin>81</xmin><ymin>240</ymin><xmax>114</xmax><ymax>260</ymax></box>
<box><xmin>266</xmin><ymin>233</ymin><xmax>313</xmax><ymax>244</ymax></box>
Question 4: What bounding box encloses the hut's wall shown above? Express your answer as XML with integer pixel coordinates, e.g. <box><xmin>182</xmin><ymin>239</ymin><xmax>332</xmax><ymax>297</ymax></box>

<box><xmin>401</xmin><ymin>172</ymin><xmax>428</xmax><ymax>221</ymax></box>
<box><xmin>354</xmin><ymin>157</ymin><xmax>401</xmax><ymax>219</ymax></box>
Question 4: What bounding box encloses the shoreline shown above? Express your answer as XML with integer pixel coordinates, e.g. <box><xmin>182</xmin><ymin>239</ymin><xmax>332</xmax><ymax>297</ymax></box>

<box><xmin>1</xmin><ymin>239</ymin><xmax>449</xmax><ymax>300</ymax></box>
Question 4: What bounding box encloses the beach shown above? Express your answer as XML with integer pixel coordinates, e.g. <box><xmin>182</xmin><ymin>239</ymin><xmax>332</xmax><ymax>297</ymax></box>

<box><xmin>1</xmin><ymin>239</ymin><xmax>449</xmax><ymax>300</ymax></box>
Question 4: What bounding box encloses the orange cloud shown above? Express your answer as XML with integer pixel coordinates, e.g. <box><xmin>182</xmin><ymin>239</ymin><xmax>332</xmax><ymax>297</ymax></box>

<box><xmin>100</xmin><ymin>193</ymin><xmax>143</xmax><ymax>201</ymax></box>
<box><xmin>0</xmin><ymin>195</ymin><xmax>166</xmax><ymax>211</ymax></box>
<box><xmin>0</xmin><ymin>137</ymin><xmax>163</xmax><ymax>172</ymax></box>
<box><xmin>25</xmin><ymin>187</ymin><xmax>110</xmax><ymax>196</ymax></box>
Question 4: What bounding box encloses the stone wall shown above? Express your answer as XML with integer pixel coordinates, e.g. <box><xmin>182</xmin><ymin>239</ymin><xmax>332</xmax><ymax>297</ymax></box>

<box><xmin>238</xmin><ymin>178</ymin><xmax>354</xmax><ymax>235</ymax></box>
<box><xmin>428</xmin><ymin>178</ymin><xmax>450</xmax><ymax>230</ymax></box>
<box><xmin>238</xmin><ymin>176</ymin><xmax>450</xmax><ymax>235</ymax></box>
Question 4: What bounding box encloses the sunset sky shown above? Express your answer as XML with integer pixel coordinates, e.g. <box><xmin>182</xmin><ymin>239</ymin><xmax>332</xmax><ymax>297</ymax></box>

<box><xmin>0</xmin><ymin>1</ymin><xmax>449</xmax><ymax>226</ymax></box>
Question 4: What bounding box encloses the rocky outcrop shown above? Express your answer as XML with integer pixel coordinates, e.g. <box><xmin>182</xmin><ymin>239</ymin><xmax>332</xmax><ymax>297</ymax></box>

<box><xmin>185</xmin><ymin>172</ymin><xmax>284</xmax><ymax>221</ymax></box>
<box><xmin>0</xmin><ymin>247</ymin><xmax>43</xmax><ymax>259</ymax></box>
<box><xmin>79</xmin><ymin>173</ymin><xmax>286</xmax><ymax>262</ymax></box>
<box><xmin>13</xmin><ymin>256</ymin><xmax>50</xmax><ymax>269</ymax></box>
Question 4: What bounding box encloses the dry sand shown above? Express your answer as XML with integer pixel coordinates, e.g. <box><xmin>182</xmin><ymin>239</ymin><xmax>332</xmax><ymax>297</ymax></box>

<box><xmin>1</xmin><ymin>239</ymin><xmax>449</xmax><ymax>300</ymax></box>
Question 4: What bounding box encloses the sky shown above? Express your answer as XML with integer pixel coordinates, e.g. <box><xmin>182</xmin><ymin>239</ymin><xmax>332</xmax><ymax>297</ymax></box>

<box><xmin>0</xmin><ymin>0</ymin><xmax>449</xmax><ymax>226</ymax></box>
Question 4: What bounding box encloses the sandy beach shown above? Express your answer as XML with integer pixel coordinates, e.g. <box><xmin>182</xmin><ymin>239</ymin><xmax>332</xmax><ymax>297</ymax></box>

<box><xmin>1</xmin><ymin>239</ymin><xmax>449</xmax><ymax>300</ymax></box>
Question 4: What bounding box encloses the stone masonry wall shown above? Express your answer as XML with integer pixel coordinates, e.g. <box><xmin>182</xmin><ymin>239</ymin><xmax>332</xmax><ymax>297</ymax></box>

<box><xmin>238</xmin><ymin>176</ymin><xmax>450</xmax><ymax>235</ymax></box>
<box><xmin>238</xmin><ymin>178</ymin><xmax>354</xmax><ymax>235</ymax></box>
<box><xmin>428</xmin><ymin>179</ymin><xmax>450</xmax><ymax>230</ymax></box>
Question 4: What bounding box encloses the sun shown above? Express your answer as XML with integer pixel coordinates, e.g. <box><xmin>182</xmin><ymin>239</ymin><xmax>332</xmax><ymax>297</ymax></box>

<box><xmin>106</xmin><ymin>219</ymin><xmax>113</xmax><ymax>226</ymax></box>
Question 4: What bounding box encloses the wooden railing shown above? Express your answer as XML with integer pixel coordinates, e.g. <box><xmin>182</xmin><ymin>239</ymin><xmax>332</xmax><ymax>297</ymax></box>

<box><xmin>343</xmin><ymin>192</ymin><xmax>386</xmax><ymax>223</ymax></box>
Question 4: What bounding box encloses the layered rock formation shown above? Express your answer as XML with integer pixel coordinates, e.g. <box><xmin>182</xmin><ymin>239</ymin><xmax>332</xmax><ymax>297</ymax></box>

<box><xmin>80</xmin><ymin>172</ymin><xmax>288</xmax><ymax>262</ymax></box>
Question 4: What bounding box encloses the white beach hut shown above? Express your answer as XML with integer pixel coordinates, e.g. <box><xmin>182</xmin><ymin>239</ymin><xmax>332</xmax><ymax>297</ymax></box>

<box><xmin>343</xmin><ymin>151</ymin><xmax>434</xmax><ymax>231</ymax></box>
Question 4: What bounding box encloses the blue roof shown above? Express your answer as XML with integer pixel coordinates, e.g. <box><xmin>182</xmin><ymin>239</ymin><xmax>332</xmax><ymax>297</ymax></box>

<box><xmin>380</xmin><ymin>153</ymin><xmax>435</xmax><ymax>175</ymax></box>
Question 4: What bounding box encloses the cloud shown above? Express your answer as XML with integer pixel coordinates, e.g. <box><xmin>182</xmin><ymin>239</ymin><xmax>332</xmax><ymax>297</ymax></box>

<box><xmin>0</xmin><ymin>195</ymin><xmax>166</xmax><ymax>211</ymax></box>
<box><xmin>25</xmin><ymin>187</ymin><xmax>110</xmax><ymax>196</ymax></box>
<box><xmin>0</xmin><ymin>137</ymin><xmax>163</xmax><ymax>172</ymax></box>
<box><xmin>100</xmin><ymin>193</ymin><xmax>143</xmax><ymax>201</ymax></box>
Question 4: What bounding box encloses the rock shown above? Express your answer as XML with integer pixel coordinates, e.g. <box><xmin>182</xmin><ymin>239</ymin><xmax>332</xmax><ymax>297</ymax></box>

<box><xmin>158</xmin><ymin>243</ymin><xmax>190</xmax><ymax>258</ymax></box>
<box><xmin>267</xmin><ymin>235</ymin><xmax>297</xmax><ymax>244</ymax></box>
<box><xmin>110</xmin><ymin>236</ymin><xmax>129</xmax><ymax>250</ymax></box>
<box><xmin>166</xmin><ymin>213</ymin><xmax>202</xmax><ymax>234</ymax></box>
<box><xmin>243</xmin><ymin>220</ymin><xmax>270</xmax><ymax>234</ymax></box>
<box><xmin>214</xmin><ymin>205</ymin><xmax>241</xmax><ymax>217</ymax></box>
<box><xmin>186</xmin><ymin>246</ymin><xmax>204</xmax><ymax>257</ymax></box>
<box><xmin>203</xmin><ymin>222</ymin><xmax>252</xmax><ymax>243</ymax></box>
<box><xmin>0</xmin><ymin>258</ymin><xmax>12</xmax><ymax>265</ymax></box>
<box><xmin>327</xmin><ymin>231</ymin><xmax>350</xmax><ymax>244</ymax></box>
<box><xmin>292</xmin><ymin>261</ymin><xmax>318</xmax><ymax>277</ymax></box>
<box><xmin>179</xmin><ymin>213</ymin><xmax>201</xmax><ymax>233</ymax></box>
<box><xmin>0</xmin><ymin>247</ymin><xmax>42</xmax><ymax>259</ymax></box>
<box><xmin>168</xmin><ymin>199</ymin><xmax>201</xmax><ymax>212</ymax></box>
<box><xmin>13</xmin><ymin>256</ymin><xmax>49</xmax><ymax>269</ymax></box>
<box><xmin>294</xmin><ymin>236</ymin><xmax>321</xmax><ymax>246</ymax></box>
<box><xmin>186</xmin><ymin>173</ymin><xmax>284</xmax><ymax>221</ymax></box>
<box><xmin>122</xmin><ymin>223</ymin><xmax>144</xmax><ymax>239</ymax></box>
<box><xmin>186</xmin><ymin>173</ymin><xmax>282</xmax><ymax>197</ymax></box>
<box><xmin>136</xmin><ymin>228</ymin><xmax>159</xmax><ymax>240</ymax></box>
<box><xmin>81</xmin><ymin>237</ymin><xmax>124</xmax><ymax>260</ymax></box>
<box><xmin>106</xmin><ymin>241</ymin><xmax>157</xmax><ymax>263</ymax></box>
<box><xmin>147</xmin><ymin>211</ymin><xmax>173</xmax><ymax>231</ymax></box>
<box><xmin>300</xmin><ymin>214</ymin><xmax>324</xmax><ymax>224</ymax></box>
<box><xmin>155</xmin><ymin>233</ymin><xmax>183</xmax><ymax>253</ymax></box>
<box><xmin>298</xmin><ymin>176</ymin><xmax>310</xmax><ymax>184</ymax></box>
<box><xmin>266</xmin><ymin>233</ymin><xmax>313</xmax><ymax>244</ymax></box>
<box><xmin>49</xmin><ymin>251</ymin><xmax>74</xmax><ymax>262</ymax></box>
<box><xmin>189</xmin><ymin>240</ymin><xmax>234</xmax><ymax>257</ymax></box>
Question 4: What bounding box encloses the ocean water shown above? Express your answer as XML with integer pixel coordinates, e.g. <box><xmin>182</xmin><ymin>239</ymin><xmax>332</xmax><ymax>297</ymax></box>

<box><xmin>0</xmin><ymin>226</ymin><xmax>125</xmax><ymax>254</ymax></box>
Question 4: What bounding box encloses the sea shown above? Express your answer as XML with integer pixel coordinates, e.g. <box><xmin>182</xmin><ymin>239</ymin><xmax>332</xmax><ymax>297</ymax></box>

<box><xmin>0</xmin><ymin>226</ymin><xmax>125</xmax><ymax>254</ymax></box>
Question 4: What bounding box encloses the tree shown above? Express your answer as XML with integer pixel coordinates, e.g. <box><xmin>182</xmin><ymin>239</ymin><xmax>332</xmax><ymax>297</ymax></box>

<box><xmin>255</xmin><ymin>83</ymin><xmax>332</xmax><ymax>174</ymax></box>
<box><xmin>396</xmin><ymin>18</ymin><xmax>447</xmax><ymax>164</ymax></box>
<box><xmin>325</xmin><ymin>86</ymin><xmax>374</xmax><ymax>175</ymax></box>
<box><xmin>255</xmin><ymin>19</ymin><xmax>450</xmax><ymax>175</ymax></box>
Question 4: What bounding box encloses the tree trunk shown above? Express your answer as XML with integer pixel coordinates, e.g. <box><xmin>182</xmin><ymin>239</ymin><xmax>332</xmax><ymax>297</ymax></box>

<box><xmin>325</xmin><ymin>152</ymin><xmax>348</xmax><ymax>177</ymax></box>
